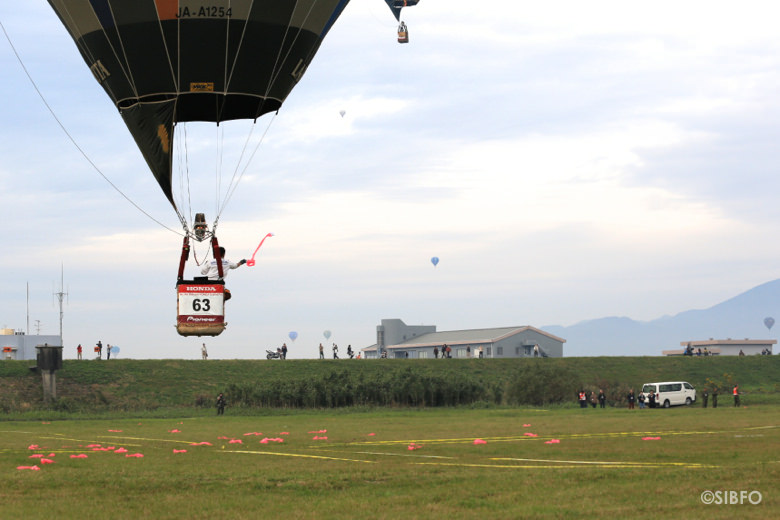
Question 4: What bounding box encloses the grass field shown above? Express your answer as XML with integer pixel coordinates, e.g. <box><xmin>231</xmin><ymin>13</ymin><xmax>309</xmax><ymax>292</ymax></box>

<box><xmin>2</xmin><ymin>406</ymin><xmax>777</xmax><ymax>519</ymax></box>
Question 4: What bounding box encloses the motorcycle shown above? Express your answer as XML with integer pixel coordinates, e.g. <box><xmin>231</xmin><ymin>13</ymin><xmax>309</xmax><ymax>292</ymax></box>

<box><xmin>266</xmin><ymin>349</ymin><xmax>282</xmax><ymax>360</ymax></box>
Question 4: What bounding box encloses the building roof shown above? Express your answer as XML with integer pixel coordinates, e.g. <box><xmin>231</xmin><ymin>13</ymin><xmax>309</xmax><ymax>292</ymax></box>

<box><xmin>385</xmin><ymin>325</ymin><xmax>565</xmax><ymax>349</ymax></box>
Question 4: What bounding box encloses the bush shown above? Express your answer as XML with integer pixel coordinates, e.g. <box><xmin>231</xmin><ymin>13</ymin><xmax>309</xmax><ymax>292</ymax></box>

<box><xmin>505</xmin><ymin>362</ymin><xmax>579</xmax><ymax>406</ymax></box>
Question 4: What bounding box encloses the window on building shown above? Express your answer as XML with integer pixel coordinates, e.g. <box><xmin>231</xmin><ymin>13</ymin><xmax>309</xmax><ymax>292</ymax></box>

<box><xmin>418</xmin><ymin>351</ymin><xmax>428</xmax><ymax>359</ymax></box>
<box><xmin>497</xmin><ymin>346</ymin><xmax>503</xmax><ymax>356</ymax></box>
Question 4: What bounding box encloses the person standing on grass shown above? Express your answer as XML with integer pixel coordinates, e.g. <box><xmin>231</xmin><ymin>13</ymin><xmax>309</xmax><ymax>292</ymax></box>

<box><xmin>332</xmin><ymin>343</ymin><xmax>339</xmax><ymax>359</ymax></box>
<box><xmin>202</xmin><ymin>343</ymin><xmax>208</xmax><ymax>360</ymax></box>
<box><xmin>702</xmin><ymin>389</ymin><xmax>709</xmax><ymax>408</ymax></box>
<box><xmin>106</xmin><ymin>344</ymin><xmax>111</xmax><ymax>360</ymax></box>
<box><xmin>77</xmin><ymin>344</ymin><xmax>82</xmax><ymax>360</ymax></box>
<box><xmin>648</xmin><ymin>391</ymin><xmax>656</xmax><ymax>409</ymax></box>
<box><xmin>434</xmin><ymin>346</ymin><xmax>439</xmax><ymax>359</ymax></box>
<box><xmin>598</xmin><ymin>389</ymin><xmax>606</xmax><ymax>408</ymax></box>
<box><xmin>712</xmin><ymin>388</ymin><xmax>718</xmax><ymax>408</ymax></box>
<box><xmin>733</xmin><ymin>385</ymin><xmax>740</xmax><ymax>407</ymax></box>
<box><xmin>216</xmin><ymin>393</ymin><xmax>226</xmax><ymax>415</ymax></box>
<box><xmin>578</xmin><ymin>390</ymin><xmax>587</xmax><ymax>408</ymax></box>
<box><xmin>319</xmin><ymin>343</ymin><xmax>324</xmax><ymax>359</ymax></box>
<box><xmin>638</xmin><ymin>391</ymin><xmax>646</xmax><ymax>409</ymax></box>
<box><xmin>627</xmin><ymin>389</ymin><xmax>635</xmax><ymax>409</ymax></box>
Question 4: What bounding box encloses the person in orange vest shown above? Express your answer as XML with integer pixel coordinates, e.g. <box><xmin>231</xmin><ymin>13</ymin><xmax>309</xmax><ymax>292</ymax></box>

<box><xmin>733</xmin><ymin>384</ymin><xmax>740</xmax><ymax>407</ymax></box>
<box><xmin>77</xmin><ymin>344</ymin><xmax>82</xmax><ymax>360</ymax></box>
<box><xmin>578</xmin><ymin>390</ymin><xmax>587</xmax><ymax>408</ymax></box>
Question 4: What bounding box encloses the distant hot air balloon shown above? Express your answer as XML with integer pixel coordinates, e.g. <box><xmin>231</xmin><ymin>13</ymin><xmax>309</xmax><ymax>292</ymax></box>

<box><xmin>339</xmin><ymin>110</ymin><xmax>346</xmax><ymax>118</ymax></box>
<box><xmin>431</xmin><ymin>257</ymin><xmax>439</xmax><ymax>267</ymax></box>
<box><xmin>323</xmin><ymin>330</ymin><xmax>332</xmax><ymax>340</ymax></box>
<box><xmin>288</xmin><ymin>331</ymin><xmax>298</xmax><ymax>342</ymax></box>
<box><xmin>764</xmin><ymin>317</ymin><xmax>775</xmax><ymax>331</ymax></box>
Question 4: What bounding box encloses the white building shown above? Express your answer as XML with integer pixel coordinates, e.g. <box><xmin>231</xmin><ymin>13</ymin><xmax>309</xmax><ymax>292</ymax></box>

<box><xmin>362</xmin><ymin>319</ymin><xmax>565</xmax><ymax>359</ymax></box>
<box><xmin>663</xmin><ymin>338</ymin><xmax>776</xmax><ymax>356</ymax></box>
<box><xmin>1</xmin><ymin>328</ymin><xmax>61</xmax><ymax>361</ymax></box>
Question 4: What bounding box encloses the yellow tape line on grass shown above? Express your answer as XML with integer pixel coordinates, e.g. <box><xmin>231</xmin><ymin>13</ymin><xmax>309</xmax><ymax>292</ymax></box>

<box><xmin>222</xmin><ymin>449</ymin><xmax>376</xmax><ymax>464</ymax></box>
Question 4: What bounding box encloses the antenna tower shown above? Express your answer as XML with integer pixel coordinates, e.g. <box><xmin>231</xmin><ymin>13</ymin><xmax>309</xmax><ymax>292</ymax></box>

<box><xmin>53</xmin><ymin>265</ymin><xmax>68</xmax><ymax>346</ymax></box>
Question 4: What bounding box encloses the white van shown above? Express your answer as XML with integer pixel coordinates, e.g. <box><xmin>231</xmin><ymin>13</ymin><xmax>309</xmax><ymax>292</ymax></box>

<box><xmin>641</xmin><ymin>381</ymin><xmax>696</xmax><ymax>408</ymax></box>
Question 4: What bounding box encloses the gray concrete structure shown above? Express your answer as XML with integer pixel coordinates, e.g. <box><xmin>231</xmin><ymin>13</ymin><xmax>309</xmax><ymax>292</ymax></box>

<box><xmin>363</xmin><ymin>319</ymin><xmax>565</xmax><ymax>359</ymax></box>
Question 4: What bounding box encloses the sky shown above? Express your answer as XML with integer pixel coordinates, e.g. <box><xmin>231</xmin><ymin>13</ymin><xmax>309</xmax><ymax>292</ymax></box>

<box><xmin>2</xmin><ymin>1</ymin><xmax>780</xmax><ymax>359</ymax></box>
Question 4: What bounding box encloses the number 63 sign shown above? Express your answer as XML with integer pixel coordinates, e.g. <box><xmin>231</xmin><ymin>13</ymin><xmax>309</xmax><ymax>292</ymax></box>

<box><xmin>176</xmin><ymin>282</ymin><xmax>226</xmax><ymax>336</ymax></box>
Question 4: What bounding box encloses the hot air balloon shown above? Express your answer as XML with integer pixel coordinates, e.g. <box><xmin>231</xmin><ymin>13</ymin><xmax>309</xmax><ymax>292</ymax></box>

<box><xmin>323</xmin><ymin>330</ymin><xmax>332</xmax><ymax>340</ymax></box>
<box><xmin>384</xmin><ymin>0</ymin><xmax>420</xmax><ymax>43</ymax></box>
<box><xmin>431</xmin><ymin>256</ymin><xmax>439</xmax><ymax>267</ymax></box>
<box><xmin>764</xmin><ymin>317</ymin><xmax>775</xmax><ymax>331</ymax></box>
<box><xmin>339</xmin><ymin>110</ymin><xmax>346</xmax><ymax>118</ymax></box>
<box><xmin>384</xmin><ymin>0</ymin><xmax>421</xmax><ymax>21</ymax></box>
<box><xmin>289</xmin><ymin>331</ymin><xmax>298</xmax><ymax>342</ymax></box>
<box><xmin>46</xmin><ymin>1</ymin><xmax>352</xmax><ymax>337</ymax></box>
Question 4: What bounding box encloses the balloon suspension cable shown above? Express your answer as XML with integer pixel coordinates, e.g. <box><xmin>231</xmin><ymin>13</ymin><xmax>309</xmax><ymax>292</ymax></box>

<box><xmin>1</xmin><ymin>20</ymin><xmax>182</xmax><ymax>237</ymax></box>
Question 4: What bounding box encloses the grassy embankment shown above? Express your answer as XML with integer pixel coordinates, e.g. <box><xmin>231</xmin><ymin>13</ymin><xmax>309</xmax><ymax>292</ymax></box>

<box><xmin>2</xmin><ymin>355</ymin><xmax>777</xmax><ymax>417</ymax></box>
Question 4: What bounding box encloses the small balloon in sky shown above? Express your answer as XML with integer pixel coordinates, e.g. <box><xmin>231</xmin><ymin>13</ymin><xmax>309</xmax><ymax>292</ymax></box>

<box><xmin>323</xmin><ymin>330</ymin><xmax>332</xmax><ymax>340</ymax></box>
<box><xmin>288</xmin><ymin>331</ymin><xmax>298</xmax><ymax>342</ymax></box>
<box><xmin>339</xmin><ymin>109</ymin><xmax>346</xmax><ymax>118</ymax></box>
<box><xmin>110</xmin><ymin>346</ymin><xmax>120</xmax><ymax>355</ymax></box>
<box><xmin>764</xmin><ymin>317</ymin><xmax>775</xmax><ymax>330</ymax></box>
<box><xmin>431</xmin><ymin>256</ymin><xmax>439</xmax><ymax>267</ymax></box>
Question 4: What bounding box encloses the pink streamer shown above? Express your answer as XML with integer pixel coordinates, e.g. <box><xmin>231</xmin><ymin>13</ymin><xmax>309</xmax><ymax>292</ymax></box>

<box><xmin>173</xmin><ymin>449</ymin><xmax>187</xmax><ymax>454</ymax></box>
<box><xmin>17</xmin><ymin>465</ymin><xmax>40</xmax><ymax>471</ymax></box>
<box><xmin>70</xmin><ymin>454</ymin><xmax>88</xmax><ymax>459</ymax></box>
<box><xmin>642</xmin><ymin>436</ymin><xmax>661</xmax><ymax>440</ymax></box>
<box><xmin>544</xmin><ymin>439</ymin><xmax>561</xmax><ymax>444</ymax></box>
<box><xmin>245</xmin><ymin>233</ymin><xmax>274</xmax><ymax>266</ymax></box>
<box><xmin>473</xmin><ymin>439</ymin><xmax>487</xmax><ymax>445</ymax></box>
<box><xmin>40</xmin><ymin>458</ymin><xmax>55</xmax><ymax>464</ymax></box>
<box><xmin>29</xmin><ymin>454</ymin><xmax>44</xmax><ymax>459</ymax></box>
<box><xmin>523</xmin><ymin>433</ymin><xmax>538</xmax><ymax>437</ymax></box>
<box><xmin>228</xmin><ymin>439</ymin><xmax>242</xmax><ymax>444</ymax></box>
<box><xmin>115</xmin><ymin>448</ymin><xmax>128</xmax><ymax>453</ymax></box>
<box><xmin>27</xmin><ymin>444</ymin><xmax>40</xmax><ymax>450</ymax></box>
<box><xmin>125</xmin><ymin>453</ymin><xmax>144</xmax><ymax>458</ymax></box>
<box><xmin>312</xmin><ymin>436</ymin><xmax>328</xmax><ymax>440</ymax></box>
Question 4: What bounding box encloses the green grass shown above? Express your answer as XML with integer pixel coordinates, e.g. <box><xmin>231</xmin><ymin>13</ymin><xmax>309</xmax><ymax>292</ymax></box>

<box><xmin>2</xmin><ymin>356</ymin><xmax>778</xmax><ymax>416</ymax></box>
<box><xmin>1</xmin><ymin>406</ymin><xmax>777</xmax><ymax>519</ymax></box>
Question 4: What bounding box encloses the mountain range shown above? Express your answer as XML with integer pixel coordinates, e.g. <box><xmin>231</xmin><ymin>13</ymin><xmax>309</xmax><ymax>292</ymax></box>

<box><xmin>541</xmin><ymin>279</ymin><xmax>780</xmax><ymax>356</ymax></box>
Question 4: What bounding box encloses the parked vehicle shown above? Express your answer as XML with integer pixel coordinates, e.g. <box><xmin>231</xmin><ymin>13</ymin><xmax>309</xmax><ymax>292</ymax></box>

<box><xmin>266</xmin><ymin>349</ymin><xmax>281</xmax><ymax>360</ymax></box>
<box><xmin>641</xmin><ymin>381</ymin><xmax>696</xmax><ymax>408</ymax></box>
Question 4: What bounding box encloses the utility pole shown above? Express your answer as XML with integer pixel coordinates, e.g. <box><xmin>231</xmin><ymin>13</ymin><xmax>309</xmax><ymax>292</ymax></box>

<box><xmin>53</xmin><ymin>265</ymin><xmax>68</xmax><ymax>347</ymax></box>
